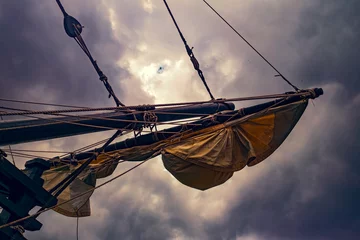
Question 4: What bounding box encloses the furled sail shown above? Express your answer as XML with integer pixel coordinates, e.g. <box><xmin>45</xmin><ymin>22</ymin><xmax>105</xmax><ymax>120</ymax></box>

<box><xmin>40</xmin><ymin>98</ymin><xmax>308</xmax><ymax>217</ymax></box>
<box><xmin>41</xmin><ymin>165</ymin><xmax>96</xmax><ymax>217</ymax></box>
<box><xmin>162</xmin><ymin>99</ymin><xmax>307</xmax><ymax>190</ymax></box>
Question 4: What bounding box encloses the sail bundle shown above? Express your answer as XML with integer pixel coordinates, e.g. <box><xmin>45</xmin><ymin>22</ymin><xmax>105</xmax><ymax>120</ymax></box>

<box><xmin>40</xmin><ymin>97</ymin><xmax>309</xmax><ymax>217</ymax></box>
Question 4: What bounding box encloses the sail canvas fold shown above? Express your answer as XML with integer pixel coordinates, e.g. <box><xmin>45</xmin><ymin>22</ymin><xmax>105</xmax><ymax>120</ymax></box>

<box><xmin>41</xmin><ymin>165</ymin><xmax>96</xmax><ymax>217</ymax></box>
<box><xmin>161</xmin><ymin>100</ymin><xmax>308</xmax><ymax>190</ymax></box>
<box><xmin>40</xmin><ymin>99</ymin><xmax>308</xmax><ymax>217</ymax></box>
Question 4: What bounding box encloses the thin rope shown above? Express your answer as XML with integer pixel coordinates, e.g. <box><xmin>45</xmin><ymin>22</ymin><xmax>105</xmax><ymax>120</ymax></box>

<box><xmin>3</xmin><ymin>153</ymin><xmax>48</xmax><ymax>160</ymax></box>
<box><xmin>56</xmin><ymin>0</ymin><xmax>124</xmax><ymax>107</ymax></box>
<box><xmin>55</xmin><ymin>138</ymin><xmax>114</xmax><ymax>163</ymax></box>
<box><xmin>0</xmin><ymin>159</ymin><xmax>150</xmax><ymax>230</ymax></box>
<box><xmin>0</xmin><ymin>98</ymin><xmax>88</xmax><ymax>109</ymax></box>
<box><xmin>5</xmin><ymin>134</ymin><xmax>132</xmax><ymax>164</ymax></box>
<box><xmin>76</xmin><ymin>214</ymin><xmax>79</xmax><ymax>240</ymax></box>
<box><xmin>0</xmin><ymin>91</ymin><xmax>314</xmax><ymax>117</ymax></box>
<box><xmin>0</xmin><ymin>115</ymin><xmax>16</xmax><ymax>165</ymax></box>
<box><xmin>0</xmin><ymin>91</ymin><xmax>311</xmax><ymax>135</ymax></box>
<box><xmin>2</xmin><ymin>149</ymin><xmax>70</xmax><ymax>154</ymax></box>
<box><xmin>0</xmin><ymin>106</ymin><xmax>202</xmax><ymax>127</ymax></box>
<box><xmin>0</xmin><ymin>110</ymin><xmax>180</xmax><ymax>134</ymax></box>
<box><xmin>49</xmin><ymin>129</ymin><xmax>127</xmax><ymax>196</ymax></box>
<box><xmin>224</xmin><ymin>97</ymin><xmax>289</xmax><ymax>126</ymax></box>
<box><xmin>7</xmin><ymin>145</ymin><xmax>15</xmax><ymax>166</ymax></box>
<box><xmin>201</xmin><ymin>0</ymin><xmax>300</xmax><ymax>91</ymax></box>
<box><xmin>0</xmin><ymin>107</ymin><xmax>243</xmax><ymax>126</ymax></box>
<box><xmin>1</xmin><ymin>151</ymin><xmax>52</xmax><ymax>160</ymax></box>
<box><xmin>163</xmin><ymin>0</ymin><xmax>215</xmax><ymax>100</ymax></box>
<box><xmin>59</xmin><ymin>138</ymin><xmax>112</xmax><ymax>158</ymax></box>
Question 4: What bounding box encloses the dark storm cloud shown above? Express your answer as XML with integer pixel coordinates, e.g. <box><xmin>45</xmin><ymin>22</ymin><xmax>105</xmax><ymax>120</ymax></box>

<box><xmin>205</xmin><ymin>95</ymin><xmax>360</xmax><ymax>240</ymax></box>
<box><xmin>3</xmin><ymin>0</ymin><xmax>360</xmax><ymax>240</ymax></box>
<box><xmin>192</xmin><ymin>0</ymin><xmax>307</xmax><ymax>98</ymax></box>
<box><xmin>201</xmin><ymin>0</ymin><xmax>359</xmax><ymax>98</ymax></box>
<box><xmin>292</xmin><ymin>0</ymin><xmax>360</xmax><ymax>96</ymax></box>
<box><xmin>28</xmin><ymin>162</ymin><xmax>203</xmax><ymax>240</ymax></box>
<box><xmin>0</xmin><ymin>1</ymin><xmax>128</xmax><ymax>108</ymax></box>
<box><xmin>202</xmin><ymin>1</ymin><xmax>360</xmax><ymax>239</ymax></box>
<box><xmin>92</xmin><ymin>180</ymin><xmax>195</xmax><ymax>240</ymax></box>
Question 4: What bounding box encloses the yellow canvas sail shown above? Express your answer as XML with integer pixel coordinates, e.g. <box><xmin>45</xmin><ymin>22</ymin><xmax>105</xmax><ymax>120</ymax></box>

<box><xmin>162</xmin><ymin>100</ymin><xmax>308</xmax><ymax>190</ymax></box>
<box><xmin>41</xmin><ymin>99</ymin><xmax>308</xmax><ymax>217</ymax></box>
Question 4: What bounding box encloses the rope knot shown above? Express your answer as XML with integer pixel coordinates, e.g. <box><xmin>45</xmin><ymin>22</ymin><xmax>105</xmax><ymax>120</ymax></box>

<box><xmin>143</xmin><ymin>111</ymin><xmax>158</xmax><ymax>139</ymax></box>
<box><xmin>99</xmin><ymin>74</ymin><xmax>107</xmax><ymax>82</ymax></box>
<box><xmin>143</xmin><ymin>111</ymin><xmax>158</xmax><ymax>128</ymax></box>
<box><xmin>308</xmin><ymin>89</ymin><xmax>317</xmax><ymax>99</ymax></box>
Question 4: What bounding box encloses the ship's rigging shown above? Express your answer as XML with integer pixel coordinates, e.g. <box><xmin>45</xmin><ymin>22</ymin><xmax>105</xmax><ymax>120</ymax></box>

<box><xmin>0</xmin><ymin>1</ymin><xmax>323</xmax><ymax>239</ymax></box>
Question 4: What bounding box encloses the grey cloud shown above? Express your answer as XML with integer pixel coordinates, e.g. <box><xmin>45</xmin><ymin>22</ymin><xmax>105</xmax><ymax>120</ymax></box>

<box><xmin>292</xmin><ymin>0</ymin><xmax>360</xmax><ymax>96</ymax></box>
<box><xmin>203</xmin><ymin>91</ymin><xmax>360</xmax><ymax>239</ymax></box>
<box><xmin>0</xmin><ymin>0</ymin><xmax>137</xmax><ymax>108</ymax></box>
<box><xmin>0</xmin><ymin>0</ymin><xmax>152</xmax><ymax>159</ymax></box>
<box><xmin>28</xmin><ymin>161</ymin><xmax>205</xmax><ymax>240</ymax></box>
<box><xmin>200</xmin><ymin>1</ymin><xmax>360</xmax><ymax>237</ymax></box>
<box><xmin>2</xmin><ymin>0</ymin><xmax>360</xmax><ymax>240</ymax></box>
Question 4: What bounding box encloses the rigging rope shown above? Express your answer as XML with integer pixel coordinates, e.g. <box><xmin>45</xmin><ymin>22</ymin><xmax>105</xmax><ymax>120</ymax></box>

<box><xmin>163</xmin><ymin>0</ymin><xmax>215</xmax><ymax>100</ymax></box>
<box><xmin>0</xmin><ymin>107</ymin><xmax>183</xmax><ymax>134</ymax></box>
<box><xmin>0</xmin><ymin>90</ymin><xmax>315</xmax><ymax>117</ymax></box>
<box><xmin>49</xmin><ymin>129</ymin><xmax>124</xmax><ymax>197</ymax></box>
<box><xmin>0</xmin><ymin>106</ymin><xmax>202</xmax><ymax>127</ymax></box>
<box><xmin>0</xmin><ymin>108</ymin><xmax>129</xmax><ymax>132</ymax></box>
<box><xmin>2</xmin><ymin>149</ymin><xmax>71</xmax><ymax>154</ymax></box>
<box><xmin>0</xmin><ymin>98</ymin><xmax>88</xmax><ymax>109</ymax></box>
<box><xmin>201</xmin><ymin>0</ymin><xmax>300</xmax><ymax>91</ymax></box>
<box><xmin>56</xmin><ymin>137</ymin><xmax>117</xmax><ymax>161</ymax></box>
<box><xmin>76</xmin><ymin>214</ymin><xmax>79</xmax><ymax>240</ymax></box>
<box><xmin>55</xmin><ymin>0</ymin><xmax>125</xmax><ymax>107</ymax></box>
<box><xmin>0</xmin><ymin>111</ymin><xmax>199</xmax><ymax>136</ymax></box>
<box><xmin>0</xmin><ymin>116</ymin><xmax>16</xmax><ymax>166</ymax></box>
<box><xmin>1</xmin><ymin>151</ymin><xmax>52</xmax><ymax>160</ymax></box>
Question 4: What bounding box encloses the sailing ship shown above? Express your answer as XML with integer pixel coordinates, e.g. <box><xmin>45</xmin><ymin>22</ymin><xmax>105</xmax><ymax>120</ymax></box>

<box><xmin>0</xmin><ymin>1</ymin><xmax>323</xmax><ymax>239</ymax></box>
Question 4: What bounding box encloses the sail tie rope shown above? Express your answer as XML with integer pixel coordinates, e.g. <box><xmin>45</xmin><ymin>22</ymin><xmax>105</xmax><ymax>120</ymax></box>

<box><xmin>163</xmin><ymin>0</ymin><xmax>215</xmax><ymax>100</ymax></box>
<box><xmin>144</xmin><ymin>111</ymin><xmax>159</xmax><ymax>140</ymax></box>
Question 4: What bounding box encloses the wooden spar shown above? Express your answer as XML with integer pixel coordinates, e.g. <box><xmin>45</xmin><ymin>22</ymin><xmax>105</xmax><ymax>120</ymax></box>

<box><xmin>69</xmin><ymin>88</ymin><xmax>324</xmax><ymax>162</ymax></box>
<box><xmin>0</xmin><ymin>102</ymin><xmax>235</xmax><ymax>146</ymax></box>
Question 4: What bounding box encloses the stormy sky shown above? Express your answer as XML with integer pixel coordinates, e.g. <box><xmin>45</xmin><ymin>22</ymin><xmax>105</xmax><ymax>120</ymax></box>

<box><xmin>0</xmin><ymin>0</ymin><xmax>359</xmax><ymax>239</ymax></box>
